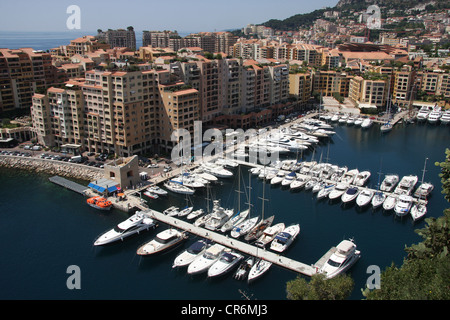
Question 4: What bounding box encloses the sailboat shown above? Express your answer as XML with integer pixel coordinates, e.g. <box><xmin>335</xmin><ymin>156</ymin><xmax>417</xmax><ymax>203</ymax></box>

<box><xmin>245</xmin><ymin>170</ymin><xmax>274</xmax><ymax>242</ymax></box>
<box><xmin>220</xmin><ymin>166</ymin><xmax>249</xmax><ymax>232</ymax></box>
<box><xmin>411</xmin><ymin>158</ymin><xmax>431</xmax><ymax>221</ymax></box>
<box><xmin>380</xmin><ymin>80</ymin><xmax>393</xmax><ymax>133</ymax></box>
<box><xmin>230</xmin><ymin>169</ymin><xmax>257</xmax><ymax>238</ymax></box>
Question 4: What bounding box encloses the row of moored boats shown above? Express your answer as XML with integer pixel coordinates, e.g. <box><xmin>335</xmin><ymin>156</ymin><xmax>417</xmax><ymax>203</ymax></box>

<box><xmin>416</xmin><ymin>105</ymin><xmax>450</xmax><ymax>125</ymax></box>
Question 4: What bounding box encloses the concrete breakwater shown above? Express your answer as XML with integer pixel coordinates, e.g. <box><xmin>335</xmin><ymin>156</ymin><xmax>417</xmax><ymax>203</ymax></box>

<box><xmin>0</xmin><ymin>155</ymin><xmax>103</xmax><ymax>181</ymax></box>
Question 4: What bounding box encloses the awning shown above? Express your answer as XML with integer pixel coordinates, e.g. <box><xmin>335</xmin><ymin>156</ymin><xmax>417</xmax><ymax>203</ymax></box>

<box><xmin>88</xmin><ymin>178</ymin><xmax>119</xmax><ymax>193</ymax></box>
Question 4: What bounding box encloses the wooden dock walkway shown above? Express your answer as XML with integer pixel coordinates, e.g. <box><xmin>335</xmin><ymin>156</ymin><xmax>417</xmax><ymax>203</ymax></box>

<box><xmin>144</xmin><ymin>209</ymin><xmax>317</xmax><ymax>277</ymax></box>
<box><xmin>49</xmin><ymin>176</ymin><xmax>88</xmax><ymax>195</ymax></box>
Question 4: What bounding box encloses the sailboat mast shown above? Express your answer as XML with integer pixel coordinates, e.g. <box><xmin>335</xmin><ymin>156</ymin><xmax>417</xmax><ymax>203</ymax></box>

<box><xmin>421</xmin><ymin>157</ymin><xmax>428</xmax><ymax>184</ymax></box>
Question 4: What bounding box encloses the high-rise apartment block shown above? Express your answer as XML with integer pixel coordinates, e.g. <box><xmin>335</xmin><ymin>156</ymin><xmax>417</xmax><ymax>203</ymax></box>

<box><xmin>97</xmin><ymin>27</ymin><xmax>136</xmax><ymax>50</ymax></box>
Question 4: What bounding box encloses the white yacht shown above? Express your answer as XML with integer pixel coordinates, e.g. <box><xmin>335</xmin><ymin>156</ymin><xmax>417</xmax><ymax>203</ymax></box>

<box><xmin>187</xmin><ymin>244</ymin><xmax>226</xmax><ymax>275</ymax></box>
<box><xmin>201</xmin><ymin>162</ymin><xmax>233</xmax><ymax>178</ymax></box>
<box><xmin>304</xmin><ymin>177</ymin><xmax>319</xmax><ymax>191</ymax></box>
<box><xmin>341</xmin><ymin>186</ymin><xmax>360</xmax><ymax>204</ymax></box>
<box><xmin>380</xmin><ymin>174</ymin><xmax>399</xmax><ymax>192</ymax></box>
<box><xmin>394</xmin><ymin>195</ymin><xmax>414</xmax><ymax>217</ymax></box>
<box><xmin>341</xmin><ymin>169</ymin><xmax>359</xmax><ymax>185</ymax></box>
<box><xmin>329</xmin><ymin>183</ymin><xmax>349</xmax><ymax>201</ymax></box>
<box><xmin>416</xmin><ymin>105</ymin><xmax>433</xmax><ymax>121</ymax></box>
<box><xmin>356</xmin><ymin>188</ymin><xmax>374</xmax><ymax>207</ymax></box>
<box><xmin>143</xmin><ymin>190</ymin><xmax>159</xmax><ymax>199</ymax></box>
<box><xmin>440</xmin><ymin>110</ymin><xmax>450</xmax><ymax>124</ymax></box>
<box><xmin>164</xmin><ymin>181</ymin><xmax>195</xmax><ymax>195</ymax></box>
<box><xmin>299</xmin><ymin>161</ymin><xmax>317</xmax><ymax>175</ymax></box>
<box><xmin>380</xmin><ymin>121</ymin><xmax>393</xmax><ymax>133</ymax></box>
<box><xmin>270</xmin><ymin>170</ymin><xmax>288</xmax><ymax>185</ymax></box>
<box><xmin>172</xmin><ymin>239</ymin><xmax>213</xmax><ymax>268</ymax></box>
<box><xmin>270</xmin><ymin>224</ymin><xmax>300</xmax><ymax>253</ymax></box>
<box><xmin>234</xmin><ymin>256</ymin><xmax>255</xmax><ymax>281</ymax></box>
<box><xmin>414</xmin><ymin>182</ymin><xmax>434</xmax><ymax>198</ymax></box>
<box><xmin>354</xmin><ymin>117</ymin><xmax>363</xmax><ymax>126</ymax></box>
<box><xmin>207</xmin><ymin>251</ymin><xmax>244</xmax><ymax>278</ymax></box>
<box><xmin>177</xmin><ymin>206</ymin><xmax>194</xmax><ymax>217</ymax></box>
<box><xmin>170</xmin><ymin>174</ymin><xmax>205</xmax><ymax>188</ymax></box>
<box><xmin>93</xmin><ymin>212</ymin><xmax>157</xmax><ymax>246</ymax></box>
<box><xmin>354</xmin><ymin>171</ymin><xmax>371</xmax><ymax>187</ymax></box>
<box><xmin>290</xmin><ymin>176</ymin><xmax>309</xmax><ymax>190</ymax></box>
<box><xmin>411</xmin><ymin>202</ymin><xmax>427</xmax><ymax>222</ymax></box>
<box><xmin>427</xmin><ymin>107</ymin><xmax>442</xmax><ymax>124</ymax></box>
<box><xmin>204</xmin><ymin>200</ymin><xmax>234</xmax><ymax>231</ymax></box>
<box><xmin>371</xmin><ymin>191</ymin><xmax>386</xmax><ymax>209</ymax></box>
<box><xmin>394</xmin><ymin>175</ymin><xmax>418</xmax><ymax>196</ymax></box>
<box><xmin>330</xmin><ymin>166</ymin><xmax>347</xmax><ymax>182</ymax></box>
<box><xmin>146</xmin><ymin>185</ymin><xmax>168</xmax><ymax>196</ymax></box>
<box><xmin>312</xmin><ymin>180</ymin><xmax>327</xmax><ymax>193</ymax></box>
<box><xmin>248</xmin><ymin>259</ymin><xmax>272</xmax><ymax>283</ymax></box>
<box><xmin>318</xmin><ymin>239</ymin><xmax>361</xmax><ymax>279</ymax></box>
<box><xmin>346</xmin><ymin>116</ymin><xmax>356</xmax><ymax>125</ymax></box>
<box><xmin>230</xmin><ymin>216</ymin><xmax>259</xmax><ymax>238</ymax></box>
<box><xmin>186</xmin><ymin>208</ymin><xmax>204</xmax><ymax>220</ymax></box>
<box><xmin>339</xmin><ymin>114</ymin><xmax>349</xmax><ymax>124</ymax></box>
<box><xmin>220</xmin><ymin>208</ymin><xmax>249</xmax><ymax>233</ymax></box>
<box><xmin>361</xmin><ymin>118</ymin><xmax>373</xmax><ymax>129</ymax></box>
<box><xmin>136</xmin><ymin>228</ymin><xmax>188</xmax><ymax>256</ymax></box>
<box><xmin>194</xmin><ymin>212</ymin><xmax>211</xmax><ymax>227</ymax></box>
<box><xmin>254</xmin><ymin>222</ymin><xmax>285</xmax><ymax>248</ymax></box>
<box><xmin>383</xmin><ymin>194</ymin><xmax>397</xmax><ymax>211</ymax></box>
<box><xmin>281</xmin><ymin>171</ymin><xmax>297</xmax><ymax>186</ymax></box>
<box><xmin>163</xmin><ymin>206</ymin><xmax>179</xmax><ymax>217</ymax></box>
<box><xmin>192</xmin><ymin>168</ymin><xmax>218</xmax><ymax>182</ymax></box>
<box><xmin>331</xmin><ymin>113</ymin><xmax>340</xmax><ymax>122</ymax></box>
<box><xmin>317</xmin><ymin>183</ymin><xmax>335</xmax><ymax>200</ymax></box>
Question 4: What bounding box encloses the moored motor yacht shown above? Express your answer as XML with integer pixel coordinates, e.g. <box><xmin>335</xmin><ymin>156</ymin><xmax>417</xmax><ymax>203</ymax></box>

<box><xmin>270</xmin><ymin>170</ymin><xmax>288</xmax><ymax>185</ymax></box>
<box><xmin>356</xmin><ymin>188</ymin><xmax>374</xmax><ymax>207</ymax></box>
<box><xmin>394</xmin><ymin>175</ymin><xmax>418</xmax><ymax>196</ymax></box>
<box><xmin>186</xmin><ymin>208</ymin><xmax>204</xmax><ymax>220</ymax></box>
<box><xmin>341</xmin><ymin>186</ymin><xmax>360</xmax><ymax>204</ymax></box>
<box><xmin>254</xmin><ymin>222</ymin><xmax>285</xmax><ymax>248</ymax></box>
<box><xmin>207</xmin><ymin>250</ymin><xmax>243</xmax><ymax>278</ymax></box>
<box><xmin>383</xmin><ymin>194</ymin><xmax>397</xmax><ymax>211</ymax></box>
<box><xmin>172</xmin><ymin>239</ymin><xmax>213</xmax><ymax>268</ymax></box>
<box><xmin>270</xmin><ymin>224</ymin><xmax>300</xmax><ymax>253</ymax></box>
<box><xmin>414</xmin><ymin>182</ymin><xmax>434</xmax><ymax>198</ymax></box>
<box><xmin>164</xmin><ymin>181</ymin><xmax>195</xmax><ymax>195</ymax></box>
<box><xmin>163</xmin><ymin>206</ymin><xmax>179</xmax><ymax>217</ymax></box>
<box><xmin>146</xmin><ymin>185</ymin><xmax>168</xmax><ymax>196</ymax></box>
<box><xmin>440</xmin><ymin>110</ymin><xmax>450</xmax><ymax>124</ymax></box>
<box><xmin>354</xmin><ymin>171</ymin><xmax>371</xmax><ymax>187</ymax></box>
<box><xmin>290</xmin><ymin>176</ymin><xmax>309</xmax><ymax>190</ymax></box>
<box><xmin>247</xmin><ymin>259</ymin><xmax>272</xmax><ymax>283</ymax></box>
<box><xmin>204</xmin><ymin>200</ymin><xmax>234</xmax><ymax>231</ymax></box>
<box><xmin>230</xmin><ymin>216</ymin><xmax>259</xmax><ymax>238</ymax></box>
<box><xmin>427</xmin><ymin>107</ymin><xmax>442</xmax><ymax>124</ymax></box>
<box><xmin>411</xmin><ymin>201</ymin><xmax>427</xmax><ymax>222</ymax></box>
<box><xmin>93</xmin><ymin>211</ymin><xmax>157</xmax><ymax>246</ymax></box>
<box><xmin>341</xmin><ymin>169</ymin><xmax>359</xmax><ymax>185</ymax></box>
<box><xmin>394</xmin><ymin>195</ymin><xmax>414</xmax><ymax>217</ymax></box>
<box><xmin>143</xmin><ymin>190</ymin><xmax>159</xmax><ymax>199</ymax></box>
<box><xmin>136</xmin><ymin>228</ymin><xmax>188</xmax><ymax>256</ymax></box>
<box><xmin>177</xmin><ymin>206</ymin><xmax>194</xmax><ymax>217</ymax></box>
<box><xmin>317</xmin><ymin>183</ymin><xmax>335</xmax><ymax>200</ymax></box>
<box><xmin>416</xmin><ymin>105</ymin><xmax>433</xmax><ymax>121</ymax></box>
<box><xmin>380</xmin><ymin>174</ymin><xmax>399</xmax><ymax>192</ymax></box>
<box><xmin>187</xmin><ymin>244</ymin><xmax>226</xmax><ymax>275</ymax></box>
<box><xmin>318</xmin><ymin>239</ymin><xmax>361</xmax><ymax>279</ymax></box>
<box><xmin>361</xmin><ymin>118</ymin><xmax>373</xmax><ymax>129</ymax></box>
<box><xmin>328</xmin><ymin>183</ymin><xmax>349</xmax><ymax>201</ymax></box>
<box><xmin>233</xmin><ymin>256</ymin><xmax>254</xmax><ymax>281</ymax></box>
<box><xmin>281</xmin><ymin>171</ymin><xmax>297</xmax><ymax>186</ymax></box>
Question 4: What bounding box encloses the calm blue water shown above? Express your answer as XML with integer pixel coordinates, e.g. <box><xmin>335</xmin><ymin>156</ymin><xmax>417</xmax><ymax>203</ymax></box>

<box><xmin>0</xmin><ymin>121</ymin><xmax>449</xmax><ymax>300</ymax></box>
<box><xmin>0</xmin><ymin>31</ymin><xmax>191</xmax><ymax>51</ymax></box>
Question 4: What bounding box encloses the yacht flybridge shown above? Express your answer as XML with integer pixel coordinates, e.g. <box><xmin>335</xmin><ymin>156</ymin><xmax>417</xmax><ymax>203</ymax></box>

<box><xmin>318</xmin><ymin>239</ymin><xmax>361</xmax><ymax>279</ymax></box>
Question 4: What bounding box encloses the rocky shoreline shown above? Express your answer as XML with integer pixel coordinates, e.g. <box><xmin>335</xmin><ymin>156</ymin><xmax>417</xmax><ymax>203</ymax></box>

<box><xmin>0</xmin><ymin>155</ymin><xmax>104</xmax><ymax>181</ymax></box>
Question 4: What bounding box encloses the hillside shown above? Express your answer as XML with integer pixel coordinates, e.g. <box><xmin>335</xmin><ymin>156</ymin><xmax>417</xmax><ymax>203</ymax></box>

<box><xmin>261</xmin><ymin>0</ymin><xmax>449</xmax><ymax>31</ymax></box>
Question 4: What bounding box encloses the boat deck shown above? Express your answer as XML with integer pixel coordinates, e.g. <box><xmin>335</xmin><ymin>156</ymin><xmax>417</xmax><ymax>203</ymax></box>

<box><xmin>145</xmin><ymin>209</ymin><xmax>317</xmax><ymax>277</ymax></box>
<box><xmin>313</xmin><ymin>246</ymin><xmax>337</xmax><ymax>270</ymax></box>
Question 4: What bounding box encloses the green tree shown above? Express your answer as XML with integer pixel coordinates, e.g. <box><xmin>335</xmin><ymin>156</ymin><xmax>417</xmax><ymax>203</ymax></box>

<box><xmin>286</xmin><ymin>273</ymin><xmax>354</xmax><ymax>300</ymax></box>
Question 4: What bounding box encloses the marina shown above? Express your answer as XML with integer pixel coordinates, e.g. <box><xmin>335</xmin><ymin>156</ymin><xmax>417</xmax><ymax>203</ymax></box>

<box><xmin>0</xmin><ymin>114</ymin><xmax>448</xmax><ymax>300</ymax></box>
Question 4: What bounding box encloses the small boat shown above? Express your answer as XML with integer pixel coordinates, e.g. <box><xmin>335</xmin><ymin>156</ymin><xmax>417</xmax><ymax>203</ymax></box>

<box><xmin>194</xmin><ymin>213</ymin><xmax>211</xmax><ymax>227</ymax></box>
<box><xmin>371</xmin><ymin>191</ymin><xmax>386</xmax><ymax>209</ymax></box>
<box><xmin>220</xmin><ymin>209</ymin><xmax>249</xmax><ymax>233</ymax></box>
<box><xmin>380</xmin><ymin>121</ymin><xmax>393</xmax><ymax>133</ymax></box>
<box><xmin>254</xmin><ymin>222</ymin><xmax>285</xmax><ymax>248</ymax></box>
<box><xmin>163</xmin><ymin>206</ymin><xmax>179</xmax><ymax>217</ymax></box>
<box><xmin>281</xmin><ymin>171</ymin><xmax>297</xmax><ymax>186</ymax></box>
<box><xmin>136</xmin><ymin>229</ymin><xmax>188</xmax><ymax>256</ymax></box>
<box><xmin>383</xmin><ymin>194</ymin><xmax>397</xmax><ymax>211</ymax></box>
<box><xmin>330</xmin><ymin>113</ymin><xmax>340</xmax><ymax>122</ymax></box>
<box><xmin>341</xmin><ymin>169</ymin><xmax>359</xmax><ymax>185</ymax></box>
<box><xmin>339</xmin><ymin>114</ymin><xmax>349</xmax><ymax>124</ymax></box>
<box><xmin>304</xmin><ymin>177</ymin><xmax>319</xmax><ymax>191</ymax></box>
<box><xmin>411</xmin><ymin>202</ymin><xmax>427</xmax><ymax>222</ymax></box>
<box><xmin>440</xmin><ymin>110</ymin><xmax>450</xmax><ymax>124</ymax></box>
<box><xmin>247</xmin><ymin>259</ymin><xmax>272</xmax><ymax>283</ymax></box>
<box><xmin>164</xmin><ymin>181</ymin><xmax>195</xmax><ymax>195</ymax></box>
<box><xmin>143</xmin><ymin>191</ymin><xmax>159</xmax><ymax>199</ymax></box>
<box><xmin>354</xmin><ymin>171</ymin><xmax>371</xmax><ymax>187</ymax></box>
<box><xmin>244</xmin><ymin>215</ymin><xmax>274</xmax><ymax>242</ymax></box>
<box><xmin>290</xmin><ymin>176</ymin><xmax>309</xmax><ymax>190</ymax></box>
<box><xmin>354</xmin><ymin>117</ymin><xmax>363</xmax><ymax>126</ymax></box>
<box><xmin>416</xmin><ymin>105</ymin><xmax>433</xmax><ymax>121</ymax></box>
<box><xmin>270</xmin><ymin>224</ymin><xmax>300</xmax><ymax>253</ymax></box>
<box><xmin>380</xmin><ymin>174</ymin><xmax>399</xmax><ymax>192</ymax></box>
<box><xmin>207</xmin><ymin>251</ymin><xmax>244</xmax><ymax>278</ymax></box>
<box><xmin>341</xmin><ymin>187</ymin><xmax>360</xmax><ymax>204</ymax></box>
<box><xmin>172</xmin><ymin>239</ymin><xmax>213</xmax><ymax>268</ymax></box>
<box><xmin>187</xmin><ymin>244</ymin><xmax>226</xmax><ymax>275</ymax></box>
<box><xmin>93</xmin><ymin>212</ymin><xmax>157</xmax><ymax>246</ymax></box>
<box><xmin>233</xmin><ymin>256</ymin><xmax>254</xmax><ymax>281</ymax></box>
<box><xmin>230</xmin><ymin>216</ymin><xmax>259</xmax><ymax>238</ymax></box>
<box><xmin>186</xmin><ymin>208</ymin><xmax>204</xmax><ymax>220</ymax></box>
<box><xmin>146</xmin><ymin>185</ymin><xmax>168</xmax><ymax>196</ymax></box>
<box><xmin>328</xmin><ymin>183</ymin><xmax>349</xmax><ymax>201</ymax></box>
<box><xmin>87</xmin><ymin>196</ymin><xmax>113</xmax><ymax>210</ymax></box>
<box><xmin>361</xmin><ymin>118</ymin><xmax>373</xmax><ymax>128</ymax></box>
<box><xmin>414</xmin><ymin>182</ymin><xmax>434</xmax><ymax>198</ymax></box>
<box><xmin>177</xmin><ymin>206</ymin><xmax>194</xmax><ymax>217</ymax></box>
<box><xmin>317</xmin><ymin>239</ymin><xmax>361</xmax><ymax>279</ymax></box>
<box><xmin>330</xmin><ymin>166</ymin><xmax>347</xmax><ymax>182</ymax></box>
<box><xmin>317</xmin><ymin>183</ymin><xmax>335</xmax><ymax>200</ymax></box>
<box><xmin>204</xmin><ymin>200</ymin><xmax>234</xmax><ymax>231</ymax></box>
<box><xmin>270</xmin><ymin>170</ymin><xmax>288</xmax><ymax>185</ymax></box>
<box><xmin>394</xmin><ymin>195</ymin><xmax>414</xmax><ymax>217</ymax></box>
<box><xmin>201</xmin><ymin>163</ymin><xmax>233</xmax><ymax>178</ymax></box>
<box><xmin>356</xmin><ymin>188</ymin><xmax>374</xmax><ymax>207</ymax></box>
<box><xmin>249</xmin><ymin>167</ymin><xmax>261</xmax><ymax>175</ymax></box>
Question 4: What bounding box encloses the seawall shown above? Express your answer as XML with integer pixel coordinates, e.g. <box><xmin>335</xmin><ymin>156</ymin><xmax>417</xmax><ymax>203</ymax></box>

<box><xmin>0</xmin><ymin>155</ymin><xmax>104</xmax><ymax>181</ymax></box>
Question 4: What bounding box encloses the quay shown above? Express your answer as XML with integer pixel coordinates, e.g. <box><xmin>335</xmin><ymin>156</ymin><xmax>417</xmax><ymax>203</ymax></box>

<box><xmin>144</xmin><ymin>209</ymin><xmax>317</xmax><ymax>277</ymax></box>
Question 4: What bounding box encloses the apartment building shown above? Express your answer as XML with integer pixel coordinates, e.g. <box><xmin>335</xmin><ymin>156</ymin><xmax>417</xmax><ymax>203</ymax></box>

<box><xmin>312</xmin><ymin>70</ymin><xmax>352</xmax><ymax>97</ymax></box>
<box><xmin>392</xmin><ymin>65</ymin><xmax>416</xmax><ymax>106</ymax></box>
<box><xmin>142</xmin><ymin>30</ymin><xmax>179</xmax><ymax>48</ymax></box>
<box><xmin>97</xmin><ymin>27</ymin><xmax>136</xmax><ymax>50</ymax></box>
<box><xmin>0</xmin><ymin>48</ymin><xmax>57</xmax><ymax>113</ymax></box>
<box><xmin>289</xmin><ymin>71</ymin><xmax>312</xmax><ymax>105</ymax></box>
<box><xmin>417</xmin><ymin>71</ymin><xmax>450</xmax><ymax>98</ymax></box>
<box><xmin>64</xmin><ymin>36</ymin><xmax>110</xmax><ymax>57</ymax></box>
<box><xmin>349</xmin><ymin>76</ymin><xmax>388</xmax><ymax>109</ymax></box>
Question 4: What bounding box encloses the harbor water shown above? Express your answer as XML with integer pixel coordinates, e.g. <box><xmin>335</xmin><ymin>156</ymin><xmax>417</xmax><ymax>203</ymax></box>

<box><xmin>0</xmin><ymin>121</ymin><xmax>449</xmax><ymax>300</ymax></box>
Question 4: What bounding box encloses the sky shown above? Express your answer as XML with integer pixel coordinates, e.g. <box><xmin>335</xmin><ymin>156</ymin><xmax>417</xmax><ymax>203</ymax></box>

<box><xmin>0</xmin><ymin>0</ymin><xmax>339</xmax><ymax>33</ymax></box>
